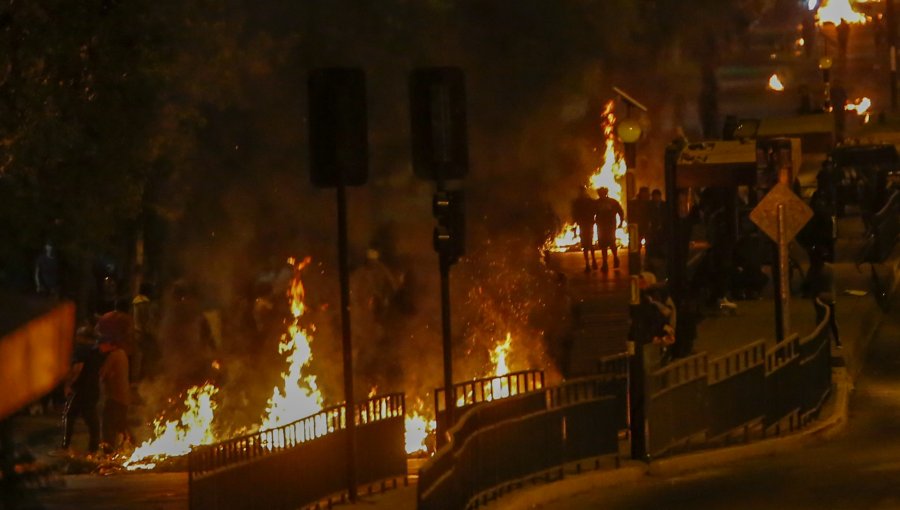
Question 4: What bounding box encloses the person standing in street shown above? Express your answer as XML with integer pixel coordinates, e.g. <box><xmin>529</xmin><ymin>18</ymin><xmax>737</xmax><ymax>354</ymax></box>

<box><xmin>97</xmin><ymin>316</ymin><xmax>132</xmax><ymax>453</ymax></box>
<box><xmin>595</xmin><ymin>187</ymin><xmax>625</xmax><ymax>272</ymax></box>
<box><xmin>571</xmin><ymin>187</ymin><xmax>599</xmax><ymax>272</ymax></box>
<box><xmin>60</xmin><ymin>327</ymin><xmax>105</xmax><ymax>454</ymax></box>
<box><xmin>34</xmin><ymin>242</ymin><xmax>61</xmax><ymax>299</ymax></box>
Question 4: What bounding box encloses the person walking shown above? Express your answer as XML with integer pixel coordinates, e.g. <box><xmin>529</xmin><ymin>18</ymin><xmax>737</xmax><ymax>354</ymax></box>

<box><xmin>571</xmin><ymin>187</ymin><xmax>599</xmax><ymax>272</ymax></box>
<box><xmin>594</xmin><ymin>187</ymin><xmax>625</xmax><ymax>272</ymax></box>
<box><xmin>60</xmin><ymin>327</ymin><xmax>105</xmax><ymax>454</ymax></box>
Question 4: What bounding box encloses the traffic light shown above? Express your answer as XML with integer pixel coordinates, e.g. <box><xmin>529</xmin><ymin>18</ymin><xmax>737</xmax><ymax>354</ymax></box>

<box><xmin>432</xmin><ymin>190</ymin><xmax>465</xmax><ymax>264</ymax></box>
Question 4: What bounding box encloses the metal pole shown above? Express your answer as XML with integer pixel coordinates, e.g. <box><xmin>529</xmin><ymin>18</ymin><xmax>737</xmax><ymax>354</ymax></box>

<box><xmin>439</xmin><ymin>255</ymin><xmax>454</xmax><ymax>435</ymax></box>
<box><xmin>664</xmin><ymin>143</ymin><xmax>682</xmax><ymax>305</ymax></box>
<box><xmin>336</xmin><ymin>183</ymin><xmax>357</xmax><ymax>502</ymax></box>
<box><xmin>889</xmin><ymin>0</ymin><xmax>898</xmax><ymax>111</ymax></box>
<box><xmin>777</xmin><ymin>203</ymin><xmax>791</xmax><ymax>341</ymax></box>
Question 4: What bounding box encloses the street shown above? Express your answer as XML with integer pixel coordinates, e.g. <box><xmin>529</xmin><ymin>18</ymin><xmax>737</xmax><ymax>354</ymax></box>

<box><xmin>500</xmin><ymin>300</ymin><xmax>900</xmax><ymax>510</ymax></box>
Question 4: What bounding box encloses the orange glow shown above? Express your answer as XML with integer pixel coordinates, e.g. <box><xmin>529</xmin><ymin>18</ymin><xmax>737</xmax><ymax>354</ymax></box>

<box><xmin>259</xmin><ymin>257</ymin><xmax>324</xmax><ymax>432</ymax></box>
<box><xmin>845</xmin><ymin>97</ymin><xmax>872</xmax><ymax>123</ymax></box>
<box><xmin>124</xmin><ymin>383</ymin><xmax>219</xmax><ymax>470</ymax></box>
<box><xmin>816</xmin><ymin>0</ymin><xmax>867</xmax><ymax>25</ymax></box>
<box><xmin>768</xmin><ymin>73</ymin><xmax>785</xmax><ymax>92</ymax></box>
<box><xmin>546</xmin><ymin>100</ymin><xmax>630</xmax><ymax>252</ymax></box>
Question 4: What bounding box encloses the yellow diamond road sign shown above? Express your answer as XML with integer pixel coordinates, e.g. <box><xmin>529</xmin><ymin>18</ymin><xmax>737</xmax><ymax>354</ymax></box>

<box><xmin>750</xmin><ymin>183</ymin><xmax>813</xmax><ymax>242</ymax></box>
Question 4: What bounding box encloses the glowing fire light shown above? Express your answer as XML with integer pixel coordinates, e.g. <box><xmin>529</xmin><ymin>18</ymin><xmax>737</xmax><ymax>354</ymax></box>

<box><xmin>125</xmin><ymin>383</ymin><xmax>219</xmax><ymax>470</ymax></box>
<box><xmin>260</xmin><ymin>257</ymin><xmax>324</xmax><ymax>432</ymax></box>
<box><xmin>546</xmin><ymin>100</ymin><xmax>630</xmax><ymax>252</ymax></box>
<box><xmin>490</xmin><ymin>333</ymin><xmax>513</xmax><ymax>377</ymax></box>
<box><xmin>816</xmin><ymin>0</ymin><xmax>867</xmax><ymax>25</ymax></box>
<box><xmin>405</xmin><ymin>398</ymin><xmax>437</xmax><ymax>455</ymax></box>
<box><xmin>768</xmin><ymin>73</ymin><xmax>785</xmax><ymax>92</ymax></box>
<box><xmin>845</xmin><ymin>96</ymin><xmax>872</xmax><ymax>123</ymax></box>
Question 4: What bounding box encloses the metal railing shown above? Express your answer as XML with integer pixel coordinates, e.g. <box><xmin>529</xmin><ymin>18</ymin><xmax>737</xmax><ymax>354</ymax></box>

<box><xmin>435</xmin><ymin>370</ymin><xmax>544</xmax><ymax>412</ymax></box>
<box><xmin>418</xmin><ymin>375</ymin><xmax>619</xmax><ymax>510</ymax></box>
<box><xmin>188</xmin><ymin>393</ymin><xmax>406</xmax><ymax>510</ymax></box>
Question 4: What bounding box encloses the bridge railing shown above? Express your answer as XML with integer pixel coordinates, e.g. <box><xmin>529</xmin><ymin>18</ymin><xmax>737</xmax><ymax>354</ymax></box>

<box><xmin>418</xmin><ymin>375</ymin><xmax>619</xmax><ymax>510</ymax></box>
<box><xmin>433</xmin><ymin>370</ymin><xmax>544</xmax><ymax>442</ymax></box>
<box><xmin>188</xmin><ymin>393</ymin><xmax>406</xmax><ymax>510</ymax></box>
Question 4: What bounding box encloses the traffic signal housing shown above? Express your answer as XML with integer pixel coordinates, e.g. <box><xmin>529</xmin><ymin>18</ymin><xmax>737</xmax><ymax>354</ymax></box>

<box><xmin>432</xmin><ymin>190</ymin><xmax>465</xmax><ymax>264</ymax></box>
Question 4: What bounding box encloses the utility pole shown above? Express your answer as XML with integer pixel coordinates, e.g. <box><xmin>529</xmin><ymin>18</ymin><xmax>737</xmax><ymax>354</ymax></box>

<box><xmin>888</xmin><ymin>0</ymin><xmax>898</xmax><ymax>111</ymax></box>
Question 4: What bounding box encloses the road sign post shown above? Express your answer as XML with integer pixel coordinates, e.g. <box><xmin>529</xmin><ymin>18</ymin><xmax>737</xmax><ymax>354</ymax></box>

<box><xmin>750</xmin><ymin>184</ymin><xmax>812</xmax><ymax>342</ymax></box>
<box><xmin>308</xmin><ymin>67</ymin><xmax>368</xmax><ymax>502</ymax></box>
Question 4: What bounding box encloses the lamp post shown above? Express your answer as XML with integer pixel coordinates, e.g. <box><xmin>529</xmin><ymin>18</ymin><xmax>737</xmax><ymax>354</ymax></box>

<box><xmin>819</xmin><ymin>55</ymin><xmax>833</xmax><ymax>110</ymax></box>
<box><xmin>617</xmin><ymin>118</ymin><xmax>643</xmax><ymax>276</ymax></box>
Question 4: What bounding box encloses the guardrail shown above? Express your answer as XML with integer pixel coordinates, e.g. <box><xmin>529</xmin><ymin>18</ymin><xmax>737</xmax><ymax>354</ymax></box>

<box><xmin>418</xmin><ymin>376</ymin><xmax>619</xmax><ymax>510</ymax></box>
<box><xmin>707</xmin><ymin>340</ymin><xmax>766</xmax><ymax>440</ymax></box>
<box><xmin>799</xmin><ymin>299</ymin><xmax>833</xmax><ymax>424</ymax></box>
<box><xmin>434</xmin><ymin>370</ymin><xmax>544</xmax><ymax>442</ymax></box>
<box><xmin>188</xmin><ymin>393</ymin><xmax>406</xmax><ymax>510</ymax></box>
<box><xmin>647</xmin><ymin>352</ymin><xmax>709</xmax><ymax>456</ymax></box>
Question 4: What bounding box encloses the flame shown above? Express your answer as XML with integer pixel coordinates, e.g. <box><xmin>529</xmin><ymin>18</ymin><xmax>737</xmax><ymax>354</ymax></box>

<box><xmin>490</xmin><ymin>332</ymin><xmax>513</xmax><ymax>377</ymax></box>
<box><xmin>124</xmin><ymin>383</ymin><xmax>219</xmax><ymax>470</ymax></box>
<box><xmin>546</xmin><ymin>100</ymin><xmax>630</xmax><ymax>252</ymax></box>
<box><xmin>259</xmin><ymin>257</ymin><xmax>324</xmax><ymax>431</ymax></box>
<box><xmin>768</xmin><ymin>73</ymin><xmax>785</xmax><ymax>92</ymax></box>
<box><xmin>816</xmin><ymin>0</ymin><xmax>867</xmax><ymax>25</ymax></box>
<box><xmin>404</xmin><ymin>398</ymin><xmax>437</xmax><ymax>455</ymax></box>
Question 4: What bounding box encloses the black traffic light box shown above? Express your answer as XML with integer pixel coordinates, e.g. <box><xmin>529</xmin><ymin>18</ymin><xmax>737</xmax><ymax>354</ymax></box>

<box><xmin>410</xmin><ymin>67</ymin><xmax>468</xmax><ymax>182</ymax></box>
<box><xmin>308</xmin><ymin>68</ymin><xmax>368</xmax><ymax>188</ymax></box>
<box><xmin>433</xmin><ymin>190</ymin><xmax>465</xmax><ymax>263</ymax></box>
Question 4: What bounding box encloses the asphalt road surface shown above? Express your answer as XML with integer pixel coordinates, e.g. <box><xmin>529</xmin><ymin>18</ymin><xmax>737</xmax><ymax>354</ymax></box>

<box><xmin>520</xmin><ymin>302</ymin><xmax>900</xmax><ymax>510</ymax></box>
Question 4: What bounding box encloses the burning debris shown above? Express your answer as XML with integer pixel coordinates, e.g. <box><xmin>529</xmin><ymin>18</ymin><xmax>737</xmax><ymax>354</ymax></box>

<box><xmin>545</xmin><ymin>100</ymin><xmax>630</xmax><ymax>252</ymax></box>
<box><xmin>259</xmin><ymin>256</ymin><xmax>324</xmax><ymax>431</ymax></box>
<box><xmin>125</xmin><ymin>383</ymin><xmax>219</xmax><ymax>470</ymax></box>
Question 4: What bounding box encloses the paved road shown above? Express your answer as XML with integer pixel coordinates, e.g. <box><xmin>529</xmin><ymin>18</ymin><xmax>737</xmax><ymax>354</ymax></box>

<box><xmin>503</xmin><ymin>300</ymin><xmax>900</xmax><ymax>509</ymax></box>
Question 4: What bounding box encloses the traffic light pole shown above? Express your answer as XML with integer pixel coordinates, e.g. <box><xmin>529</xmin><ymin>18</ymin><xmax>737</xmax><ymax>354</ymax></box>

<box><xmin>336</xmin><ymin>183</ymin><xmax>357</xmax><ymax>502</ymax></box>
<box><xmin>439</xmin><ymin>249</ymin><xmax>454</xmax><ymax>436</ymax></box>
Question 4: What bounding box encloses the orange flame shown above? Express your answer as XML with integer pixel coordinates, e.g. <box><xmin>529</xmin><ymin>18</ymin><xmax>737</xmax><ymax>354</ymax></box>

<box><xmin>259</xmin><ymin>257</ymin><xmax>324</xmax><ymax>432</ymax></box>
<box><xmin>546</xmin><ymin>100</ymin><xmax>629</xmax><ymax>252</ymax></box>
<box><xmin>816</xmin><ymin>0</ymin><xmax>867</xmax><ymax>25</ymax></box>
<box><xmin>124</xmin><ymin>383</ymin><xmax>219</xmax><ymax>470</ymax></box>
<box><xmin>768</xmin><ymin>73</ymin><xmax>785</xmax><ymax>92</ymax></box>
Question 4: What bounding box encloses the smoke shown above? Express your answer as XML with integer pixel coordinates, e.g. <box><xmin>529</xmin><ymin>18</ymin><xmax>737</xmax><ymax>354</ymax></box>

<box><xmin>137</xmin><ymin>0</ymin><xmax>711</xmax><ymax>430</ymax></box>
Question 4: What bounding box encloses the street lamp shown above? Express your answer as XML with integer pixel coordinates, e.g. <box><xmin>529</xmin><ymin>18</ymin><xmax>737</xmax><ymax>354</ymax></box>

<box><xmin>819</xmin><ymin>55</ymin><xmax>833</xmax><ymax>110</ymax></box>
<box><xmin>617</xmin><ymin>118</ymin><xmax>642</xmax><ymax>169</ymax></box>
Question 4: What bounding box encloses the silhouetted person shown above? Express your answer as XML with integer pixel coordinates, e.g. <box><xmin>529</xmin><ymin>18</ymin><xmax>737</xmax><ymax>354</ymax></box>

<box><xmin>61</xmin><ymin>327</ymin><xmax>104</xmax><ymax>453</ymax></box>
<box><xmin>571</xmin><ymin>188</ymin><xmax>598</xmax><ymax>272</ymax></box>
<box><xmin>98</xmin><ymin>334</ymin><xmax>131</xmax><ymax>453</ymax></box>
<box><xmin>631</xmin><ymin>186</ymin><xmax>651</xmax><ymax>244</ymax></box>
<box><xmin>34</xmin><ymin>242</ymin><xmax>60</xmax><ymax>298</ymax></box>
<box><xmin>595</xmin><ymin>187</ymin><xmax>625</xmax><ymax>272</ymax></box>
<box><xmin>837</xmin><ymin>21</ymin><xmax>849</xmax><ymax>58</ymax></box>
<box><xmin>646</xmin><ymin>189</ymin><xmax>667</xmax><ymax>258</ymax></box>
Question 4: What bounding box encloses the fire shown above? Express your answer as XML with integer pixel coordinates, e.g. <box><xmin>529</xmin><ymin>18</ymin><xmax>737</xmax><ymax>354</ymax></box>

<box><xmin>259</xmin><ymin>257</ymin><xmax>324</xmax><ymax>431</ymax></box>
<box><xmin>845</xmin><ymin>96</ymin><xmax>872</xmax><ymax>122</ymax></box>
<box><xmin>404</xmin><ymin>399</ymin><xmax>437</xmax><ymax>455</ymax></box>
<box><xmin>816</xmin><ymin>0</ymin><xmax>867</xmax><ymax>25</ymax></box>
<box><xmin>546</xmin><ymin>100</ymin><xmax>630</xmax><ymax>252</ymax></box>
<box><xmin>490</xmin><ymin>332</ymin><xmax>513</xmax><ymax>377</ymax></box>
<box><xmin>124</xmin><ymin>383</ymin><xmax>219</xmax><ymax>470</ymax></box>
<box><xmin>768</xmin><ymin>73</ymin><xmax>785</xmax><ymax>92</ymax></box>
